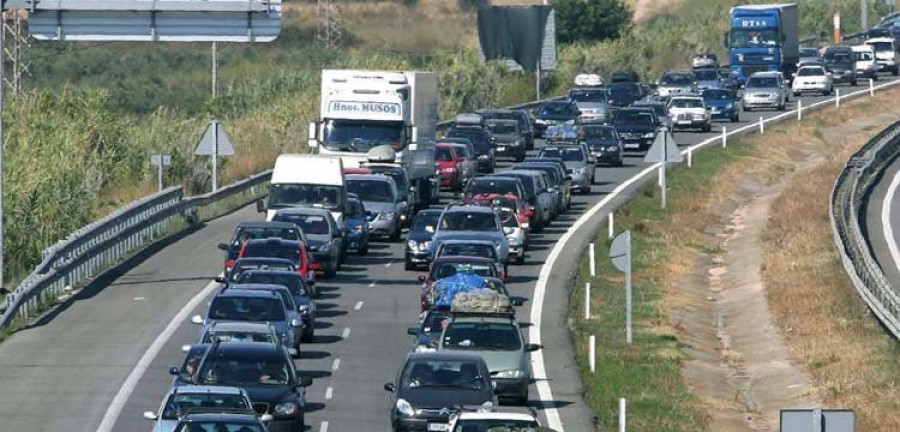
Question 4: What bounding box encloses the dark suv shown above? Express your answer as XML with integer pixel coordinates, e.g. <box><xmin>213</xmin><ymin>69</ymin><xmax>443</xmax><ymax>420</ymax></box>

<box><xmin>194</xmin><ymin>341</ymin><xmax>313</xmax><ymax>432</ymax></box>
<box><xmin>217</xmin><ymin>221</ymin><xmax>302</xmax><ymax>273</ymax></box>
<box><xmin>447</xmin><ymin>126</ymin><xmax>495</xmax><ymax>174</ymax></box>
<box><xmin>476</xmin><ymin>109</ymin><xmax>535</xmax><ymax>150</ymax></box>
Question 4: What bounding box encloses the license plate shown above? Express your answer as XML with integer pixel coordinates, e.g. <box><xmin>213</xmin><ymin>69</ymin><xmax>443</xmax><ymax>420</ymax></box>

<box><xmin>497</xmin><ymin>146</ymin><xmax>506</xmax><ymax>152</ymax></box>
<box><xmin>427</xmin><ymin>423</ymin><xmax>449</xmax><ymax>431</ymax></box>
<box><xmin>678</xmin><ymin>120</ymin><xmax>691</xmax><ymax>125</ymax></box>
<box><xmin>623</xmin><ymin>143</ymin><xmax>640</xmax><ymax>149</ymax></box>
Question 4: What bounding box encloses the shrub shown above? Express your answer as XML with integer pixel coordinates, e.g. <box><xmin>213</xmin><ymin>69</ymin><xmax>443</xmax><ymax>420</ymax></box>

<box><xmin>552</xmin><ymin>0</ymin><xmax>632</xmax><ymax>44</ymax></box>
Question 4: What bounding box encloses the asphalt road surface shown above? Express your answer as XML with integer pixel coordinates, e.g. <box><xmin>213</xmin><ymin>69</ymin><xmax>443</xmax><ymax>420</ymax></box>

<box><xmin>0</xmin><ymin>89</ymin><xmax>860</xmax><ymax>432</ymax></box>
<box><xmin>864</xmin><ymin>146</ymin><xmax>900</xmax><ymax>288</ymax></box>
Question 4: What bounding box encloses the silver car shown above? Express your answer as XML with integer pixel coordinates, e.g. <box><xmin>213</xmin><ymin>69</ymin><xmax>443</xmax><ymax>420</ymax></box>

<box><xmin>346</xmin><ymin>174</ymin><xmax>404</xmax><ymax>241</ymax></box>
<box><xmin>742</xmin><ymin>72</ymin><xmax>788</xmax><ymax>112</ymax></box>
<box><xmin>537</xmin><ymin>145</ymin><xmax>595</xmax><ymax>194</ymax></box>
<box><xmin>143</xmin><ymin>385</ymin><xmax>266</xmax><ymax>432</ymax></box>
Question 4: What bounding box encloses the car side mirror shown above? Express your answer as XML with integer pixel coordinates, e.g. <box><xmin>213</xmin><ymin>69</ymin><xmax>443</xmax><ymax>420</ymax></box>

<box><xmin>181</xmin><ymin>344</ymin><xmax>192</xmax><ymax>353</ymax></box>
<box><xmin>143</xmin><ymin>411</ymin><xmax>158</xmax><ymax>421</ymax></box>
<box><xmin>384</xmin><ymin>383</ymin><xmax>396</xmax><ymax>393</ymax></box>
<box><xmin>169</xmin><ymin>367</ymin><xmax>180</xmax><ymax>376</ymax></box>
<box><xmin>217</xmin><ymin>243</ymin><xmax>229</xmax><ymax>251</ymax></box>
<box><xmin>335</xmin><ymin>230</ymin><xmax>344</xmax><ymax>238</ymax></box>
<box><xmin>407</xmin><ymin>327</ymin><xmax>420</xmax><ymax>336</ymax></box>
<box><xmin>290</xmin><ymin>318</ymin><xmax>304</xmax><ymax>328</ymax></box>
<box><xmin>526</xmin><ymin>343</ymin><xmax>542</xmax><ymax>352</ymax></box>
<box><xmin>214</xmin><ymin>276</ymin><xmax>226</xmax><ymax>284</ymax></box>
<box><xmin>191</xmin><ymin>315</ymin><xmax>204</xmax><ymax>325</ymax></box>
<box><xmin>417</xmin><ymin>275</ymin><xmax>427</xmax><ymax>283</ymax></box>
<box><xmin>298</xmin><ymin>376</ymin><xmax>314</xmax><ymax>387</ymax></box>
<box><xmin>510</xmin><ymin>296</ymin><xmax>528</xmax><ymax>307</ymax></box>
<box><xmin>260</xmin><ymin>414</ymin><xmax>275</xmax><ymax>422</ymax></box>
<box><xmin>256</xmin><ymin>199</ymin><xmax>267</xmax><ymax>213</ymax></box>
<box><xmin>288</xmin><ymin>348</ymin><xmax>298</xmax><ymax>357</ymax></box>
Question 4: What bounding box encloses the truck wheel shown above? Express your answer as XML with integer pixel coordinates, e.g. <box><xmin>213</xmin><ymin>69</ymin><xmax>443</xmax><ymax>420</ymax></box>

<box><xmin>851</xmin><ymin>79</ymin><xmax>858</xmax><ymax>86</ymax></box>
<box><xmin>894</xmin><ymin>66</ymin><xmax>899</xmax><ymax>76</ymax></box>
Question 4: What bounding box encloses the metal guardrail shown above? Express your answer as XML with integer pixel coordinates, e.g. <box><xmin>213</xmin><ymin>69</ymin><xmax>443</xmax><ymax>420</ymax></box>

<box><xmin>0</xmin><ymin>169</ymin><xmax>272</xmax><ymax>331</ymax></box>
<box><xmin>831</xmin><ymin>121</ymin><xmax>900</xmax><ymax>338</ymax></box>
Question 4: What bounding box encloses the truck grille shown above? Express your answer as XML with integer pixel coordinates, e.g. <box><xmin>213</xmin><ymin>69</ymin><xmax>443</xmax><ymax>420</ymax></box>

<box><xmin>742</xmin><ymin>65</ymin><xmax>770</xmax><ymax>76</ymax></box>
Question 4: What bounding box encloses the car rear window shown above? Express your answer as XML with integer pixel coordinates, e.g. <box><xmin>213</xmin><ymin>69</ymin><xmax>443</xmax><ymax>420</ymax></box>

<box><xmin>209</xmin><ymin>297</ymin><xmax>286</xmax><ymax>322</ymax></box>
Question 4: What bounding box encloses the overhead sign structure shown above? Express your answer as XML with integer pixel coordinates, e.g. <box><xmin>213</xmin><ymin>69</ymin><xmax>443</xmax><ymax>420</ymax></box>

<box><xmin>644</xmin><ymin>130</ymin><xmax>682</xmax><ymax>209</ymax></box>
<box><xmin>195</xmin><ymin>120</ymin><xmax>234</xmax><ymax>193</ymax></box>
<box><xmin>609</xmin><ymin>230</ymin><xmax>633</xmax><ymax>345</ymax></box>
<box><xmin>150</xmin><ymin>154</ymin><xmax>172</xmax><ymax>192</ymax></box>
<box><xmin>7</xmin><ymin>0</ymin><xmax>283</xmax><ymax>42</ymax></box>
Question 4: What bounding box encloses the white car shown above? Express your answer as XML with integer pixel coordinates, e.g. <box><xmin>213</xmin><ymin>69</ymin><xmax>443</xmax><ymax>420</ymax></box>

<box><xmin>853</xmin><ymin>44</ymin><xmax>879</xmax><ymax>79</ymax></box>
<box><xmin>448</xmin><ymin>410</ymin><xmax>541</xmax><ymax>432</ymax></box>
<box><xmin>866</xmin><ymin>37</ymin><xmax>900</xmax><ymax>75</ymax></box>
<box><xmin>667</xmin><ymin>95</ymin><xmax>711</xmax><ymax>132</ymax></box>
<box><xmin>143</xmin><ymin>385</ymin><xmax>269</xmax><ymax>432</ymax></box>
<box><xmin>791</xmin><ymin>65</ymin><xmax>833</xmax><ymax>96</ymax></box>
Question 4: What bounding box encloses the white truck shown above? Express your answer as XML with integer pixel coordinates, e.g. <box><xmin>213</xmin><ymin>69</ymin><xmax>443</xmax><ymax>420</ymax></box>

<box><xmin>257</xmin><ymin>154</ymin><xmax>347</xmax><ymax>226</ymax></box>
<box><xmin>307</xmin><ymin>70</ymin><xmax>440</xmax><ymax>210</ymax></box>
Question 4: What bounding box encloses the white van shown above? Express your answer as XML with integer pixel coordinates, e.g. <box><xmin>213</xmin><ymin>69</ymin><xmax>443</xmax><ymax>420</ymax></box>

<box><xmin>258</xmin><ymin>155</ymin><xmax>347</xmax><ymax>226</ymax></box>
<box><xmin>852</xmin><ymin>44</ymin><xmax>879</xmax><ymax>79</ymax></box>
<box><xmin>865</xmin><ymin>37</ymin><xmax>900</xmax><ymax>75</ymax></box>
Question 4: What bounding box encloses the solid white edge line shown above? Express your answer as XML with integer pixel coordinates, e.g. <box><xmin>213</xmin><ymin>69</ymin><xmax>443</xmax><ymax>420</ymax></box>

<box><xmin>880</xmin><ymin>167</ymin><xmax>900</xmax><ymax>278</ymax></box>
<box><xmin>531</xmin><ymin>79</ymin><xmax>900</xmax><ymax>431</ymax></box>
<box><xmin>319</xmin><ymin>421</ymin><xmax>329</xmax><ymax>432</ymax></box>
<box><xmin>96</xmin><ymin>276</ymin><xmax>222</xmax><ymax>432</ymax></box>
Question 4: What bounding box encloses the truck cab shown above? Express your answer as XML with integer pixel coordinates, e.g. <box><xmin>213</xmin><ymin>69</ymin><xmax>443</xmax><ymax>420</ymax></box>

<box><xmin>726</xmin><ymin>4</ymin><xmax>799</xmax><ymax>86</ymax></box>
<box><xmin>258</xmin><ymin>155</ymin><xmax>348</xmax><ymax>228</ymax></box>
<box><xmin>308</xmin><ymin>70</ymin><xmax>440</xmax><ymax>209</ymax></box>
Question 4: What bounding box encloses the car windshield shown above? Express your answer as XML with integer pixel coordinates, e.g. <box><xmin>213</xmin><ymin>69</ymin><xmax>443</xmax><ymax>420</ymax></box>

<box><xmin>498</xmin><ymin>208</ymin><xmax>519</xmax><ymax>228</ymax></box>
<box><xmin>412</xmin><ymin>212</ymin><xmax>441</xmax><ymax>233</ymax></box>
<box><xmin>869</xmin><ymin>41</ymin><xmax>894</xmax><ymax>52</ymax></box>
<box><xmin>855</xmin><ymin>51</ymin><xmax>874</xmax><ymax>61</ymax></box>
<box><xmin>703</xmin><ymin>90</ymin><xmax>733</xmax><ymax>101</ymax></box>
<box><xmin>693</xmin><ymin>69</ymin><xmax>718</xmax><ymax>81</ymax></box>
<box><xmin>231</xmin><ymin>227</ymin><xmax>298</xmax><ymax>247</ymax></box>
<box><xmin>606</xmin><ymin>84</ymin><xmax>639</xmax><ymax>97</ymax></box>
<box><xmin>439</xmin><ymin>244</ymin><xmax>498</xmax><ymax>261</ymax></box>
<box><xmin>272</xmin><ymin>213</ymin><xmax>330</xmax><ymax>235</ymax></box>
<box><xmin>442</xmin><ymin>322</ymin><xmax>522</xmax><ymax>351</ymax></box>
<box><xmin>162</xmin><ymin>394</ymin><xmax>252</xmax><ymax>420</ymax></box>
<box><xmin>433</xmin><ymin>262</ymin><xmax>496</xmax><ymax>279</ymax></box>
<box><xmin>198</xmin><ymin>357</ymin><xmax>291</xmax><ymax>386</ymax></box>
<box><xmin>451</xmin><ymin>419</ymin><xmax>541</xmax><ymax>432</ymax></box>
<box><xmin>466</xmin><ymin>179</ymin><xmax>519</xmax><ymax>198</ymax></box>
<box><xmin>670</xmin><ymin>98</ymin><xmax>704</xmax><ymax>109</ymax></box>
<box><xmin>175</xmin><ymin>422</ymin><xmax>264</xmax><ymax>432</ymax></box>
<box><xmin>347</xmin><ymin>179</ymin><xmax>395</xmax><ymax>203</ymax></box>
<box><xmin>746</xmin><ymin>77</ymin><xmax>779</xmax><ymax>88</ymax></box>
<box><xmin>634</xmin><ymin>104</ymin><xmax>667</xmax><ymax>117</ymax></box>
<box><xmin>268</xmin><ymin>184</ymin><xmax>343</xmax><ymax>211</ymax></box>
<box><xmin>613</xmin><ymin>110</ymin><xmax>654</xmax><ymax>125</ymax></box>
<box><xmin>450</xmin><ymin>146</ymin><xmax>471</xmax><ymax>158</ymax></box>
<box><xmin>660</xmin><ymin>74</ymin><xmax>693</xmax><ymax>86</ymax></box>
<box><xmin>436</xmin><ymin>147</ymin><xmax>455</xmax><ymax>162</ymax></box>
<box><xmin>487</xmin><ymin>122</ymin><xmax>517</xmax><ymax>135</ymax></box>
<box><xmin>440</xmin><ymin>212</ymin><xmax>499</xmax><ymax>232</ymax></box>
<box><xmin>824</xmin><ymin>52</ymin><xmax>853</xmax><ymax>64</ymax></box>
<box><xmin>797</xmin><ymin>68</ymin><xmax>824</xmax><ymax>76</ymax></box>
<box><xmin>730</xmin><ymin>29</ymin><xmax>779</xmax><ymax>48</ymax></box>
<box><xmin>539</xmin><ymin>147</ymin><xmax>585</xmax><ymax>162</ymax></box>
<box><xmin>237</xmin><ymin>273</ymin><xmax>308</xmax><ymax>297</ymax></box>
<box><xmin>422</xmin><ymin>310</ymin><xmax>452</xmax><ymax>334</ymax></box>
<box><xmin>368</xmin><ymin>168</ymin><xmax>409</xmax><ymax>193</ymax></box>
<box><xmin>242</xmin><ymin>243</ymin><xmax>300</xmax><ymax>263</ymax></box>
<box><xmin>539</xmin><ymin>103</ymin><xmax>572</xmax><ymax>116</ymax></box>
<box><xmin>582</xmin><ymin>127</ymin><xmax>616</xmax><ymax>139</ymax></box>
<box><xmin>231</xmin><ymin>262</ymin><xmax>295</xmax><ymax>280</ymax></box>
<box><xmin>208</xmin><ymin>297</ymin><xmax>286</xmax><ymax>322</ymax></box>
<box><xmin>201</xmin><ymin>330</ymin><xmax>276</xmax><ymax>345</ymax></box>
<box><xmin>448</xmin><ymin>129</ymin><xmax>492</xmax><ymax>154</ymax></box>
<box><xmin>569</xmin><ymin>89</ymin><xmax>607</xmax><ymax>102</ymax></box>
<box><xmin>401</xmin><ymin>359</ymin><xmax>487</xmax><ymax>391</ymax></box>
<box><xmin>322</xmin><ymin>119</ymin><xmax>403</xmax><ymax>152</ymax></box>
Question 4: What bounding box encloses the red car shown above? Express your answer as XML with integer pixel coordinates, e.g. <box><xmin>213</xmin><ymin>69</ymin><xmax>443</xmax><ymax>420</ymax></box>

<box><xmin>468</xmin><ymin>193</ymin><xmax>531</xmax><ymax>232</ymax></box>
<box><xmin>435</xmin><ymin>144</ymin><xmax>466</xmax><ymax>191</ymax></box>
<box><xmin>238</xmin><ymin>238</ymin><xmax>316</xmax><ymax>288</ymax></box>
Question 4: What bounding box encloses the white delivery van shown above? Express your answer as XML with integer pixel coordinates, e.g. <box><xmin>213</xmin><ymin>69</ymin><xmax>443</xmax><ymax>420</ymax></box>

<box><xmin>852</xmin><ymin>44</ymin><xmax>879</xmax><ymax>79</ymax></box>
<box><xmin>865</xmin><ymin>37</ymin><xmax>899</xmax><ymax>75</ymax></box>
<box><xmin>258</xmin><ymin>155</ymin><xmax>347</xmax><ymax>226</ymax></box>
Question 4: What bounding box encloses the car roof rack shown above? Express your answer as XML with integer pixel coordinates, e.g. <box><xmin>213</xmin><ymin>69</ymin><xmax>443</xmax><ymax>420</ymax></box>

<box><xmin>178</xmin><ymin>406</ymin><xmax>256</xmax><ymax>418</ymax></box>
<box><xmin>449</xmin><ymin>310</ymin><xmax>515</xmax><ymax>320</ymax></box>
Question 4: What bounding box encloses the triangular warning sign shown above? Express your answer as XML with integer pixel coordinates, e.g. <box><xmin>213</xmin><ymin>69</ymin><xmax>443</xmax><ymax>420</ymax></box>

<box><xmin>194</xmin><ymin>120</ymin><xmax>235</xmax><ymax>156</ymax></box>
<box><xmin>643</xmin><ymin>130</ymin><xmax>682</xmax><ymax>164</ymax></box>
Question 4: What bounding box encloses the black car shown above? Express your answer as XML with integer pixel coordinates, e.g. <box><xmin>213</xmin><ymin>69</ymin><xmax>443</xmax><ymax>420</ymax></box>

<box><xmin>581</xmin><ymin>125</ymin><xmax>624</xmax><ymax>166</ymax></box>
<box><xmin>170</xmin><ymin>344</ymin><xmax>210</xmax><ymax>387</ymax></box>
<box><xmin>612</xmin><ymin>108</ymin><xmax>659</xmax><ymax>152</ymax></box>
<box><xmin>194</xmin><ymin>341</ymin><xmax>313</xmax><ymax>432</ymax></box>
<box><xmin>476</xmin><ymin>109</ymin><xmax>535</xmax><ymax>151</ymax></box>
<box><xmin>605</xmin><ymin>82</ymin><xmax>644</xmax><ymax>109</ymax></box>
<box><xmin>447</xmin><ymin>126</ymin><xmax>495</xmax><ymax>174</ymax></box>
<box><xmin>611</xmin><ymin>69</ymin><xmax>640</xmax><ymax>83</ymax></box>
<box><xmin>217</xmin><ymin>221</ymin><xmax>302</xmax><ymax>273</ymax></box>
<box><xmin>823</xmin><ymin>46</ymin><xmax>858</xmax><ymax>86</ymax></box>
<box><xmin>236</xmin><ymin>270</ymin><xmax>317</xmax><ymax>341</ymax></box>
<box><xmin>172</xmin><ymin>412</ymin><xmax>269</xmax><ymax>432</ymax></box>
<box><xmin>384</xmin><ymin>352</ymin><xmax>495</xmax><ymax>432</ymax></box>
<box><xmin>533</xmin><ymin>101</ymin><xmax>580</xmax><ymax>138</ymax></box>
<box><xmin>407</xmin><ymin>308</ymin><xmax>453</xmax><ymax>351</ymax></box>
<box><xmin>405</xmin><ymin>209</ymin><xmax>443</xmax><ymax>271</ymax></box>
<box><xmin>223</xmin><ymin>257</ymin><xmax>296</xmax><ymax>284</ymax></box>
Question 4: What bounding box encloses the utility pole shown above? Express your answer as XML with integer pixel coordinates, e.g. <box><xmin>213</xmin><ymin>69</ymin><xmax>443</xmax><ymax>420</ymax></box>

<box><xmin>0</xmin><ymin>8</ymin><xmax>6</xmax><ymax>290</ymax></box>
<box><xmin>2</xmin><ymin>9</ymin><xmax>29</xmax><ymax>95</ymax></box>
<box><xmin>317</xmin><ymin>0</ymin><xmax>342</xmax><ymax>49</ymax></box>
<box><xmin>861</xmin><ymin>0</ymin><xmax>869</xmax><ymax>31</ymax></box>
<box><xmin>211</xmin><ymin>42</ymin><xmax>218</xmax><ymax>99</ymax></box>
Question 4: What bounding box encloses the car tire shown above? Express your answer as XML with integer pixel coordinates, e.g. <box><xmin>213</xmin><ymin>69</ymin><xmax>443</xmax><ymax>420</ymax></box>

<box><xmin>744</xmin><ymin>106</ymin><xmax>752</xmax><ymax>112</ymax></box>
<box><xmin>325</xmin><ymin>262</ymin><xmax>337</xmax><ymax>279</ymax></box>
<box><xmin>851</xmin><ymin>79</ymin><xmax>858</xmax><ymax>86</ymax></box>
<box><xmin>731</xmin><ymin>113</ymin><xmax>739</xmax><ymax>123</ymax></box>
<box><xmin>390</xmin><ymin>228</ymin><xmax>401</xmax><ymax>242</ymax></box>
<box><xmin>302</xmin><ymin>326</ymin><xmax>314</xmax><ymax>343</ymax></box>
<box><xmin>702</xmin><ymin>123</ymin><xmax>711</xmax><ymax>133</ymax></box>
<box><xmin>516</xmin><ymin>150</ymin><xmax>525</xmax><ymax>162</ymax></box>
<box><xmin>516</xmin><ymin>252</ymin><xmax>525</xmax><ymax>265</ymax></box>
<box><xmin>405</xmin><ymin>260</ymin><xmax>414</xmax><ymax>271</ymax></box>
<box><xmin>893</xmin><ymin>66</ymin><xmax>899</xmax><ymax>76</ymax></box>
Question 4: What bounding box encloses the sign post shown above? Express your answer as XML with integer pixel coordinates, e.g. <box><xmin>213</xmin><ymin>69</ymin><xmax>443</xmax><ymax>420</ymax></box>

<box><xmin>194</xmin><ymin>120</ymin><xmax>235</xmax><ymax>193</ymax></box>
<box><xmin>610</xmin><ymin>230</ymin><xmax>633</xmax><ymax>344</ymax></box>
<box><xmin>643</xmin><ymin>130</ymin><xmax>682</xmax><ymax>209</ymax></box>
<box><xmin>150</xmin><ymin>154</ymin><xmax>172</xmax><ymax>192</ymax></box>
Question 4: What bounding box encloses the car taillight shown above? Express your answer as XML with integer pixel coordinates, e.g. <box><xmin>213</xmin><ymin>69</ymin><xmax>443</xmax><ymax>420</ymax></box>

<box><xmin>224</xmin><ymin>260</ymin><xmax>234</xmax><ymax>269</ymax></box>
<box><xmin>311</xmin><ymin>262</ymin><xmax>323</xmax><ymax>271</ymax></box>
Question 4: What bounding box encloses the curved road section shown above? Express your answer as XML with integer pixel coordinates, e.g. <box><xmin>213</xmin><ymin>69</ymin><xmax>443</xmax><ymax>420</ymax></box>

<box><xmin>0</xmin><ymin>89</ymin><xmax>869</xmax><ymax>432</ymax></box>
<box><xmin>865</xmin><ymin>153</ymin><xmax>900</xmax><ymax>289</ymax></box>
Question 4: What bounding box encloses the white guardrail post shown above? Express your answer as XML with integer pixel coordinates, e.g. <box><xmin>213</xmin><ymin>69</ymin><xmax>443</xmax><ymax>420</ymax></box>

<box><xmin>588</xmin><ymin>335</ymin><xmax>596</xmax><ymax>373</ymax></box>
<box><xmin>619</xmin><ymin>398</ymin><xmax>627</xmax><ymax>432</ymax></box>
<box><xmin>585</xmin><ymin>282</ymin><xmax>591</xmax><ymax>319</ymax></box>
<box><xmin>870</xmin><ymin>79</ymin><xmax>875</xmax><ymax>97</ymax></box>
<box><xmin>836</xmin><ymin>88</ymin><xmax>841</xmax><ymax>109</ymax></box>
<box><xmin>798</xmin><ymin>99</ymin><xmax>803</xmax><ymax>121</ymax></box>
<box><xmin>608</xmin><ymin>213</ymin><xmax>614</xmax><ymax>239</ymax></box>
<box><xmin>687</xmin><ymin>146</ymin><xmax>692</xmax><ymax>168</ymax></box>
<box><xmin>759</xmin><ymin>116</ymin><xmax>765</xmax><ymax>134</ymax></box>
<box><xmin>721</xmin><ymin>126</ymin><xmax>727</xmax><ymax>148</ymax></box>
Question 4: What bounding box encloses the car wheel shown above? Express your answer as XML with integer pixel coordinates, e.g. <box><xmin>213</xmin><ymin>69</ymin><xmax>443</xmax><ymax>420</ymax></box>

<box><xmin>702</xmin><ymin>123</ymin><xmax>711</xmax><ymax>133</ymax></box>
<box><xmin>731</xmin><ymin>113</ymin><xmax>739</xmax><ymax>123</ymax></box>
<box><xmin>851</xmin><ymin>79</ymin><xmax>858</xmax><ymax>86</ymax></box>
<box><xmin>302</xmin><ymin>326</ymin><xmax>314</xmax><ymax>343</ymax></box>
<box><xmin>516</xmin><ymin>252</ymin><xmax>525</xmax><ymax>265</ymax></box>
<box><xmin>405</xmin><ymin>260</ymin><xmax>414</xmax><ymax>271</ymax></box>
<box><xmin>893</xmin><ymin>66</ymin><xmax>899</xmax><ymax>76</ymax></box>
<box><xmin>390</xmin><ymin>228</ymin><xmax>401</xmax><ymax>242</ymax></box>
<box><xmin>358</xmin><ymin>242</ymin><xmax>369</xmax><ymax>256</ymax></box>
<box><xmin>325</xmin><ymin>262</ymin><xmax>337</xmax><ymax>279</ymax></box>
<box><xmin>744</xmin><ymin>106</ymin><xmax>752</xmax><ymax>112</ymax></box>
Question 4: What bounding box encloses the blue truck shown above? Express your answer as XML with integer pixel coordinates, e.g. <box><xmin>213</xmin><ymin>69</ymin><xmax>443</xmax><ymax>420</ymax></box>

<box><xmin>726</xmin><ymin>3</ymin><xmax>799</xmax><ymax>86</ymax></box>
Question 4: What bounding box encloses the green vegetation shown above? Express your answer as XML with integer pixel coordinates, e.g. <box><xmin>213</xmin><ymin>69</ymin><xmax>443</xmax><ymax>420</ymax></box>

<box><xmin>572</xmin><ymin>142</ymin><xmax>751</xmax><ymax>430</ymax></box>
<box><xmin>552</xmin><ymin>0</ymin><xmax>633</xmax><ymax>44</ymax></box>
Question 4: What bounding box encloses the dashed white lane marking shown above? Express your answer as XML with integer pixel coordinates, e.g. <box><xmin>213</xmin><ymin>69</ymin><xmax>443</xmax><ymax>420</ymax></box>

<box><xmin>133</xmin><ymin>297</ymin><xmax>145</xmax><ymax>301</ymax></box>
<box><xmin>325</xmin><ymin>386</ymin><xmax>333</xmax><ymax>400</ymax></box>
<box><xmin>367</xmin><ymin>282</ymin><xmax>376</xmax><ymax>288</ymax></box>
<box><xmin>354</xmin><ymin>301</ymin><xmax>364</xmax><ymax>310</ymax></box>
<box><xmin>342</xmin><ymin>327</ymin><xmax>351</xmax><ymax>339</ymax></box>
<box><xmin>332</xmin><ymin>358</ymin><xmax>341</xmax><ymax>372</ymax></box>
<box><xmin>384</xmin><ymin>262</ymin><xmax>392</xmax><ymax>268</ymax></box>
<box><xmin>319</xmin><ymin>421</ymin><xmax>329</xmax><ymax>432</ymax></box>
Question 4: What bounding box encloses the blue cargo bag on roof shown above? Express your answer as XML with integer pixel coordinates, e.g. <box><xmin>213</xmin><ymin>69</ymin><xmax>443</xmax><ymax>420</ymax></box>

<box><xmin>434</xmin><ymin>274</ymin><xmax>487</xmax><ymax>308</ymax></box>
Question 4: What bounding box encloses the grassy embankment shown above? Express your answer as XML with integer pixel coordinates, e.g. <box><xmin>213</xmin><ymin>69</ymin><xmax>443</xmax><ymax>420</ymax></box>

<box><xmin>571</xmin><ymin>84</ymin><xmax>900</xmax><ymax>430</ymax></box>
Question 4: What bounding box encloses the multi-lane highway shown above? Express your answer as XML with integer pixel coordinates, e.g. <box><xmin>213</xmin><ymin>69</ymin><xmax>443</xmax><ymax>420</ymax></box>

<box><xmin>0</xmin><ymin>89</ymin><xmax>867</xmax><ymax>432</ymax></box>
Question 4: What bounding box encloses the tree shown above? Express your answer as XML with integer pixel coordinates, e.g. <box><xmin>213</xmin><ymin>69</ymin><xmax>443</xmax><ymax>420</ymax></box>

<box><xmin>552</xmin><ymin>0</ymin><xmax>632</xmax><ymax>44</ymax></box>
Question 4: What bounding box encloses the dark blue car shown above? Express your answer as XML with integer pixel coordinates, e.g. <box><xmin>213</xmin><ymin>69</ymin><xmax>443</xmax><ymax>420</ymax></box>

<box><xmin>701</xmin><ymin>88</ymin><xmax>740</xmax><ymax>123</ymax></box>
<box><xmin>581</xmin><ymin>125</ymin><xmax>624</xmax><ymax>166</ymax></box>
<box><xmin>342</xmin><ymin>193</ymin><xmax>369</xmax><ymax>255</ymax></box>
